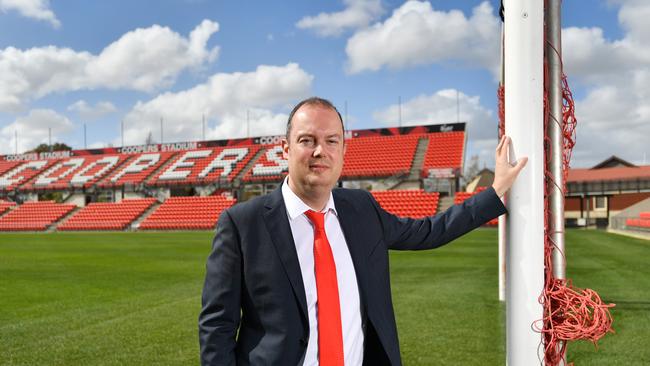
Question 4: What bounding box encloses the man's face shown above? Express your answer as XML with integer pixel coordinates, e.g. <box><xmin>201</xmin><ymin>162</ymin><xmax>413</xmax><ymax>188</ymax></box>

<box><xmin>283</xmin><ymin>104</ymin><xmax>345</xmax><ymax>193</ymax></box>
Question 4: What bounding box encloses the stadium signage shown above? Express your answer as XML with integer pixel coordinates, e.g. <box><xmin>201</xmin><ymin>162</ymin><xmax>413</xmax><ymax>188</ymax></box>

<box><xmin>119</xmin><ymin>142</ymin><xmax>199</xmax><ymax>155</ymax></box>
<box><xmin>4</xmin><ymin>153</ymin><xmax>39</xmax><ymax>161</ymax></box>
<box><xmin>256</xmin><ymin>135</ymin><xmax>284</xmax><ymax>145</ymax></box>
<box><xmin>161</xmin><ymin>142</ymin><xmax>198</xmax><ymax>152</ymax></box>
<box><xmin>2</xmin><ymin>151</ymin><xmax>71</xmax><ymax>161</ymax></box>
<box><xmin>39</xmin><ymin>151</ymin><xmax>72</xmax><ymax>160</ymax></box>
<box><xmin>427</xmin><ymin>168</ymin><xmax>456</xmax><ymax>178</ymax></box>
<box><xmin>119</xmin><ymin>145</ymin><xmax>160</xmax><ymax>154</ymax></box>
<box><xmin>439</xmin><ymin>124</ymin><xmax>453</xmax><ymax>132</ymax></box>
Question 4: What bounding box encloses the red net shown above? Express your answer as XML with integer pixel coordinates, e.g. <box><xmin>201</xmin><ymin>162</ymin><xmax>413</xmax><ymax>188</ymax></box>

<box><xmin>496</xmin><ymin>23</ymin><xmax>615</xmax><ymax>366</ymax></box>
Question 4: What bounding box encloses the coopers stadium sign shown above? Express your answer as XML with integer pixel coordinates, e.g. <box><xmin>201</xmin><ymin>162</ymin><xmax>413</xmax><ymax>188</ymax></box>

<box><xmin>119</xmin><ymin>142</ymin><xmax>199</xmax><ymax>154</ymax></box>
<box><xmin>4</xmin><ymin>151</ymin><xmax>72</xmax><ymax>161</ymax></box>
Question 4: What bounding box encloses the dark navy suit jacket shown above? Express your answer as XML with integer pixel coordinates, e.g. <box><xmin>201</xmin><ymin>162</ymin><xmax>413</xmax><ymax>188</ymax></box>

<box><xmin>199</xmin><ymin>186</ymin><xmax>506</xmax><ymax>365</ymax></box>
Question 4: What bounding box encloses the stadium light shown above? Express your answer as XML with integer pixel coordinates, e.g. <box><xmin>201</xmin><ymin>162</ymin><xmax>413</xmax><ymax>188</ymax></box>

<box><xmin>398</xmin><ymin>96</ymin><xmax>402</xmax><ymax>127</ymax></box>
<box><xmin>344</xmin><ymin>100</ymin><xmax>348</xmax><ymax>131</ymax></box>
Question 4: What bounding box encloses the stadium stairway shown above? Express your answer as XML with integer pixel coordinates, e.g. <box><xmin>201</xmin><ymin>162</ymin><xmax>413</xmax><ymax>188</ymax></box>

<box><xmin>437</xmin><ymin>196</ymin><xmax>455</xmax><ymax>213</ymax></box>
<box><xmin>131</xmin><ymin>201</ymin><xmax>161</xmax><ymax>230</ymax></box>
<box><xmin>390</xmin><ymin>137</ymin><xmax>429</xmax><ymax>190</ymax></box>
<box><xmin>139</xmin><ymin>195</ymin><xmax>235</xmax><ymax>230</ymax></box>
<box><xmin>57</xmin><ymin>198</ymin><xmax>157</xmax><ymax>231</ymax></box>
<box><xmin>48</xmin><ymin>206</ymin><xmax>81</xmax><ymax>232</ymax></box>
<box><xmin>408</xmin><ymin>137</ymin><xmax>430</xmax><ymax>180</ymax></box>
<box><xmin>0</xmin><ymin>200</ymin><xmax>17</xmax><ymax>218</ymax></box>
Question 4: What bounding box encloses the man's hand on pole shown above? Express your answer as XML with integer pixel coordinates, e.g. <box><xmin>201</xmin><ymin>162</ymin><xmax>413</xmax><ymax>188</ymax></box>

<box><xmin>492</xmin><ymin>135</ymin><xmax>528</xmax><ymax>198</ymax></box>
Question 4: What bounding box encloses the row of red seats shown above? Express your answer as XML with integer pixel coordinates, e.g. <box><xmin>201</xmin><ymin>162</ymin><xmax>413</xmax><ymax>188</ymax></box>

<box><xmin>626</xmin><ymin>211</ymin><xmax>650</xmax><ymax>229</ymax></box>
<box><xmin>422</xmin><ymin>132</ymin><xmax>464</xmax><ymax>175</ymax></box>
<box><xmin>342</xmin><ymin>135</ymin><xmax>419</xmax><ymax>178</ymax></box>
<box><xmin>626</xmin><ymin>219</ymin><xmax>650</xmax><ymax>228</ymax></box>
<box><xmin>148</xmin><ymin>146</ymin><xmax>262</xmax><ymax>186</ymax></box>
<box><xmin>0</xmin><ymin>201</ymin><xmax>76</xmax><ymax>231</ymax></box>
<box><xmin>140</xmin><ymin>195</ymin><xmax>236</xmax><ymax>230</ymax></box>
<box><xmin>58</xmin><ymin>198</ymin><xmax>156</xmax><ymax>231</ymax></box>
<box><xmin>0</xmin><ymin>161</ymin><xmax>21</xmax><ymax>176</ymax></box>
<box><xmin>22</xmin><ymin>155</ymin><xmax>130</xmax><ymax>190</ymax></box>
<box><xmin>98</xmin><ymin>151</ymin><xmax>178</xmax><ymax>188</ymax></box>
<box><xmin>371</xmin><ymin>189</ymin><xmax>440</xmax><ymax>219</ymax></box>
<box><xmin>0</xmin><ymin>200</ymin><xmax>17</xmax><ymax>215</ymax></box>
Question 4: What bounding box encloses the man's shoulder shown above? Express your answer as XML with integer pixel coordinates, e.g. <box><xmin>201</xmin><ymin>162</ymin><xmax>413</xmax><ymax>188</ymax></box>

<box><xmin>226</xmin><ymin>193</ymin><xmax>269</xmax><ymax>218</ymax></box>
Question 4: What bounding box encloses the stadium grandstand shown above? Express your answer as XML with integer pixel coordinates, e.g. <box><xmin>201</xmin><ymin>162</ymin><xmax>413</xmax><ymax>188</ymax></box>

<box><xmin>0</xmin><ymin>123</ymin><xmax>470</xmax><ymax>231</ymax></box>
<box><xmin>2</xmin><ymin>123</ymin><xmax>647</xmax><ymax>235</ymax></box>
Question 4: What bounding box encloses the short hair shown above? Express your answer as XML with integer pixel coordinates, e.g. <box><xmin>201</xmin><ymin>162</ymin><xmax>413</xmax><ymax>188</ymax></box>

<box><xmin>285</xmin><ymin>97</ymin><xmax>344</xmax><ymax>140</ymax></box>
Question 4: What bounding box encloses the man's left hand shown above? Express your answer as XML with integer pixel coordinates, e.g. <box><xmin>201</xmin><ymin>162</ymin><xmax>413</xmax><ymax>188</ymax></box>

<box><xmin>492</xmin><ymin>135</ymin><xmax>527</xmax><ymax>198</ymax></box>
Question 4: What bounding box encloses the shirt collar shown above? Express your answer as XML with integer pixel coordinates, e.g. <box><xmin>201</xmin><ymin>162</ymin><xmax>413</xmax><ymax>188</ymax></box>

<box><xmin>282</xmin><ymin>176</ymin><xmax>338</xmax><ymax>221</ymax></box>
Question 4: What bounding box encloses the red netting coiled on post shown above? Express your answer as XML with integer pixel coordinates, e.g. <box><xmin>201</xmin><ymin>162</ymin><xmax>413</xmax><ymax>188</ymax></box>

<box><xmin>496</xmin><ymin>26</ymin><xmax>615</xmax><ymax>365</ymax></box>
<box><xmin>540</xmin><ymin>43</ymin><xmax>615</xmax><ymax>365</ymax></box>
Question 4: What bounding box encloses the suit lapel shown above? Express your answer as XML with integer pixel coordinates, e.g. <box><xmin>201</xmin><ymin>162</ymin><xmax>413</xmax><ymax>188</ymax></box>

<box><xmin>262</xmin><ymin>188</ymin><xmax>309</xmax><ymax>326</ymax></box>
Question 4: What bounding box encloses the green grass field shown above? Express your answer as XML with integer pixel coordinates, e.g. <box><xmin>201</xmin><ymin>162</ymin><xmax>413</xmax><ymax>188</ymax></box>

<box><xmin>1</xmin><ymin>229</ymin><xmax>648</xmax><ymax>365</ymax></box>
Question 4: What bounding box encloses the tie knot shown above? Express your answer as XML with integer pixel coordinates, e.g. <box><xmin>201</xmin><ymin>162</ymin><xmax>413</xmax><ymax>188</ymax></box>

<box><xmin>304</xmin><ymin>210</ymin><xmax>326</xmax><ymax>231</ymax></box>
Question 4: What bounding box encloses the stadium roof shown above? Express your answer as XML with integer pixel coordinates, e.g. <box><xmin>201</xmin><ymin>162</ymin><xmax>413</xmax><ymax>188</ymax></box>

<box><xmin>567</xmin><ymin>165</ymin><xmax>650</xmax><ymax>183</ymax></box>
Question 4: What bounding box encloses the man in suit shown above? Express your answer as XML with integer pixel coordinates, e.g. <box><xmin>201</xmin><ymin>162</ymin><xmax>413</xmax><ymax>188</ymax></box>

<box><xmin>199</xmin><ymin>97</ymin><xmax>527</xmax><ymax>365</ymax></box>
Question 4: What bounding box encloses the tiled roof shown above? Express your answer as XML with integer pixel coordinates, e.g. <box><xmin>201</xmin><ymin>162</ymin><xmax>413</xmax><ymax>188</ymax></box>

<box><xmin>567</xmin><ymin>166</ymin><xmax>650</xmax><ymax>182</ymax></box>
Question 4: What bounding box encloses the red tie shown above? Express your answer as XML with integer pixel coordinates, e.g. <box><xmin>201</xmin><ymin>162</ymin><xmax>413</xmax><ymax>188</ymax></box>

<box><xmin>304</xmin><ymin>210</ymin><xmax>344</xmax><ymax>366</ymax></box>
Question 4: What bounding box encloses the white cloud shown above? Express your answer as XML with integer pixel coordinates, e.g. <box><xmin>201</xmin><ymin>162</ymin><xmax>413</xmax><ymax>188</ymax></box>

<box><xmin>373</xmin><ymin>89</ymin><xmax>498</xmax><ymax>166</ymax></box>
<box><xmin>560</xmin><ymin>1</ymin><xmax>650</xmax><ymax>167</ymax></box>
<box><xmin>0</xmin><ymin>109</ymin><xmax>74</xmax><ymax>154</ymax></box>
<box><xmin>345</xmin><ymin>1</ymin><xmax>500</xmax><ymax>74</ymax></box>
<box><xmin>119</xmin><ymin>63</ymin><xmax>313</xmax><ymax>146</ymax></box>
<box><xmin>0</xmin><ymin>19</ymin><xmax>219</xmax><ymax>112</ymax></box>
<box><xmin>0</xmin><ymin>0</ymin><xmax>60</xmax><ymax>28</ymax></box>
<box><xmin>297</xmin><ymin>0</ymin><xmax>384</xmax><ymax>37</ymax></box>
<box><xmin>67</xmin><ymin>100</ymin><xmax>117</xmax><ymax>120</ymax></box>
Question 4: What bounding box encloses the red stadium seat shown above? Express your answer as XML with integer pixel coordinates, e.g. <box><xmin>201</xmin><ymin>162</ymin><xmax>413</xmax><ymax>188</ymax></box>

<box><xmin>98</xmin><ymin>151</ymin><xmax>178</xmax><ymax>188</ymax></box>
<box><xmin>139</xmin><ymin>195</ymin><xmax>236</xmax><ymax>230</ymax></box>
<box><xmin>20</xmin><ymin>155</ymin><xmax>129</xmax><ymax>191</ymax></box>
<box><xmin>0</xmin><ymin>201</ymin><xmax>76</xmax><ymax>231</ymax></box>
<box><xmin>422</xmin><ymin>132</ymin><xmax>465</xmax><ymax>176</ymax></box>
<box><xmin>371</xmin><ymin>189</ymin><xmax>439</xmax><ymax>219</ymax></box>
<box><xmin>58</xmin><ymin>198</ymin><xmax>157</xmax><ymax>231</ymax></box>
<box><xmin>149</xmin><ymin>146</ymin><xmax>261</xmax><ymax>186</ymax></box>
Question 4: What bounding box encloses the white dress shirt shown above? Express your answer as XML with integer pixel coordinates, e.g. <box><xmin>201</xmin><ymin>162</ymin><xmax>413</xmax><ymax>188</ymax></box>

<box><xmin>282</xmin><ymin>178</ymin><xmax>364</xmax><ymax>366</ymax></box>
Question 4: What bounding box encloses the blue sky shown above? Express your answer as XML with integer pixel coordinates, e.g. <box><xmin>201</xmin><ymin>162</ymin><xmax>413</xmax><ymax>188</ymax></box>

<box><xmin>0</xmin><ymin>0</ymin><xmax>647</xmax><ymax>168</ymax></box>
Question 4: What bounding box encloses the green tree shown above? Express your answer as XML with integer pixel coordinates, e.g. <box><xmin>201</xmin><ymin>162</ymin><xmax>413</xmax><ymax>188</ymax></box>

<box><xmin>30</xmin><ymin>142</ymin><xmax>73</xmax><ymax>153</ymax></box>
